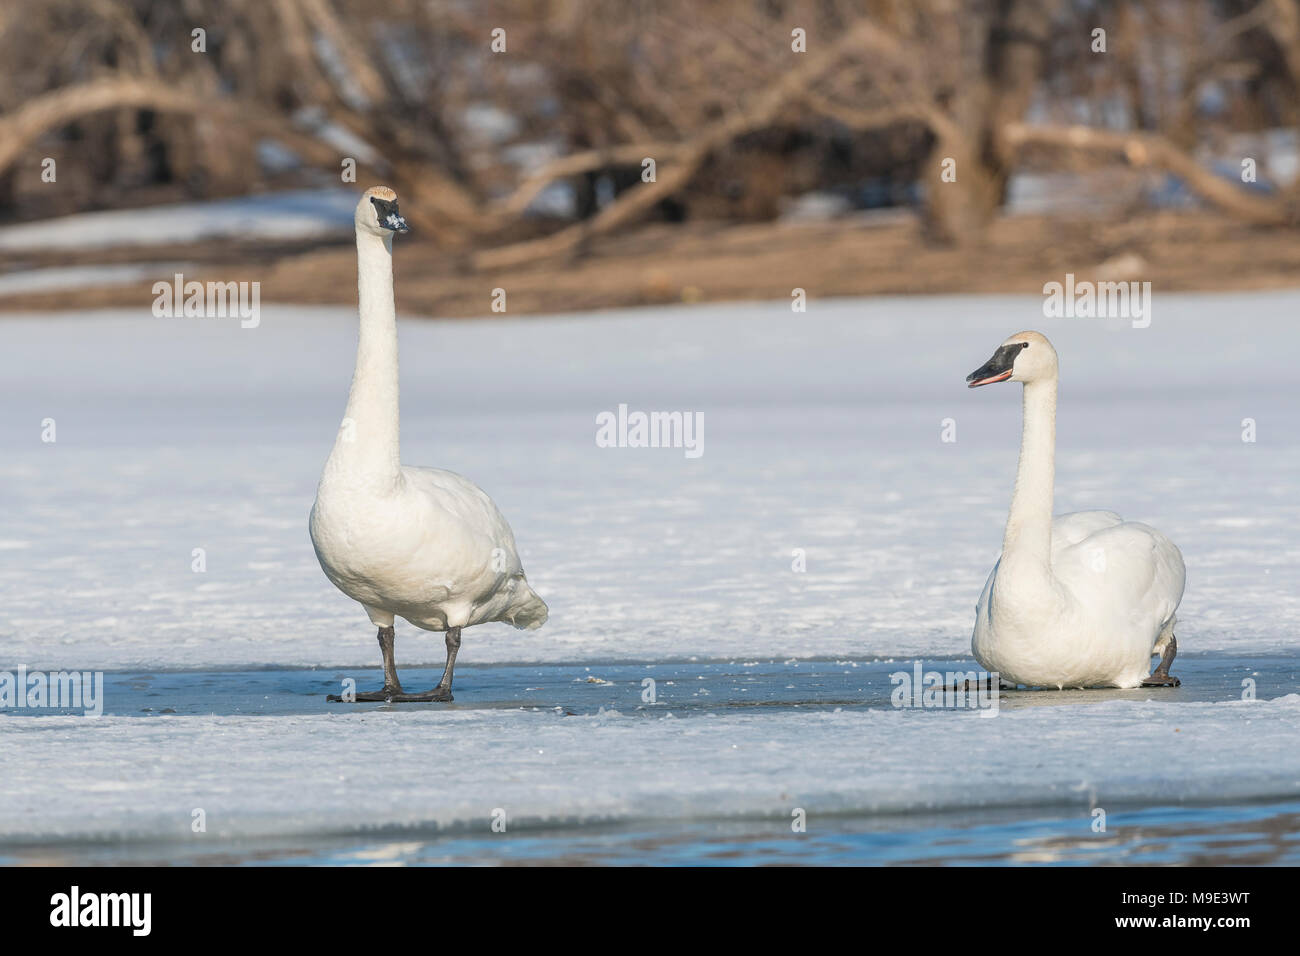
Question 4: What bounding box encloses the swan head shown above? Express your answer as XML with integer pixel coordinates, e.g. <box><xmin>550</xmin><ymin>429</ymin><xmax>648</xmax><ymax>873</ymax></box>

<box><xmin>356</xmin><ymin>185</ymin><xmax>409</xmax><ymax>237</ymax></box>
<box><xmin>967</xmin><ymin>330</ymin><xmax>1057</xmax><ymax>387</ymax></box>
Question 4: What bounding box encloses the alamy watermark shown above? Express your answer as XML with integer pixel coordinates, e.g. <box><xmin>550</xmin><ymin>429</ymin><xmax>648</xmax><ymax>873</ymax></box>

<box><xmin>890</xmin><ymin>661</ymin><xmax>999</xmax><ymax>714</ymax></box>
<box><xmin>50</xmin><ymin>886</ymin><xmax>150</xmax><ymax>936</ymax></box>
<box><xmin>1043</xmin><ymin>273</ymin><xmax>1151</xmax><ymax>328</ymax></box>
<box><xmin>595</xmin><ymin>404</ymin><xmax>704</xmax><ymax>459</ymax></box>
<box><xmin>152</xmin><ymin>273</ymin><xmax>260</xmax><ymax>328</ymax></box>
<box><xmin>1</xmin><ymin>666</ymin><xmax>104</xmax><ymax>716</ymax></box>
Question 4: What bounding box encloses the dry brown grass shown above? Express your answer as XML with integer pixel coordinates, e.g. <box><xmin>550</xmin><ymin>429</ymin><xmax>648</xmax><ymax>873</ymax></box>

<box><xmin>3</xmin><ymin>210</ymin><xmax>1299</xmax><ymax>317</ymax></box>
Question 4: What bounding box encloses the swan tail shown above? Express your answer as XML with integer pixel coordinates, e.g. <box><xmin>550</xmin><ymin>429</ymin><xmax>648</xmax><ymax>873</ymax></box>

<box><xmin>505</xmin><ymin>580</ymin><xmax>548</xmax><ymax>630</ymax></box>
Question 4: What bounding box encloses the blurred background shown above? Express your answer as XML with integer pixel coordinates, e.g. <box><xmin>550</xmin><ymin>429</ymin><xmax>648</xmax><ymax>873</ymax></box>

<box><xmin>0</xmin><ymin>0</ymin><xmax>1298</xmax><ymax>316</ymax></box>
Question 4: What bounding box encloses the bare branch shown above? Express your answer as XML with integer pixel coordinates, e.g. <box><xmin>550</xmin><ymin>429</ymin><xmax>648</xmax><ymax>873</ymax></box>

<box><xmin>1004</xmin><ymin>121</ymin><xmax>1297</xmax><ymax>226</ymax></box>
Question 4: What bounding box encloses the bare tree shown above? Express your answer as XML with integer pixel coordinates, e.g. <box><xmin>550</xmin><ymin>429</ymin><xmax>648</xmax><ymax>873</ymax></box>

<box><xmin>1</xmin><ymin>0</ymin><xmax>1295</xmax><ymax>257</ymax></box>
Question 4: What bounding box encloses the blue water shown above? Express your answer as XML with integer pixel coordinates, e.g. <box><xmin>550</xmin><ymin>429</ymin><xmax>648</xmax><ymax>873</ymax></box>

<box><xmin>5</xmin><ymin>799</ymin><xmax>1298</xmax><ymax>866</ymax></box>
<box><xmin>2</xmin><ymin>652</ymin><xmax>1293</xmax><ymax>719</ymax></box>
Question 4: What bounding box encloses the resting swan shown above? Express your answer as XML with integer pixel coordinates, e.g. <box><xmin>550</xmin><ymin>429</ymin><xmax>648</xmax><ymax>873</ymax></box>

<box><xmin>966</xmin><ymin>331</ymin><xmax>1184</xmax><ymax>689</ymax></box>
<box><xmin>309</xmin><ymin>186</ymin><xmax>547</xmax><ymax>702</ymax></box>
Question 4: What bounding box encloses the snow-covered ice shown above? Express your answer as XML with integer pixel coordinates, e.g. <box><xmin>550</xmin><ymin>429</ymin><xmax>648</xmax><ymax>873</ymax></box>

<box><xmin>0</xmin><ymin>188</ymin><xmax>356</xmax><ymax>252</ymax></box>
<box><xmin>0</xmin><ymin>263</ymin><xmax>193</xmax><ymax>297</ymax></box>
<box><xmin>1</xmin><ymin>291</ymin><xmax>1298</xmax><ymax>857</ymax></box>
<box><xmin>1</xmin><ymin>695</ymin><xmax>1298</xmax><ymax>843</ymax></box>
<box><xmin>2</xmin><ymin>292</ymin><xmax>1297</xmax><ymax>669</ymax></box>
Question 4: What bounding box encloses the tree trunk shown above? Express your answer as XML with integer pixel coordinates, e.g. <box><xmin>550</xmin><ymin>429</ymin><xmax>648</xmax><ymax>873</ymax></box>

<box><xmin>922</xmin><ymin>0</ymin><xmax>1058</xmax><ymax>243</ymax></box>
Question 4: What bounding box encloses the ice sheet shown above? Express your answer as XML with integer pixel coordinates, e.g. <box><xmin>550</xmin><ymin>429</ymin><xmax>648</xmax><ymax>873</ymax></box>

<box><xmin>1</xmin><ymin>293</ymin><xmax>1296</xmax><ymax>671</ymax></box>
<box><xmin>0</xmin><ymin>188</ymin><xmax>355</xmax><ymax>251</ymax></box>
<box><xmin>2</xmin><ymin>292</ymin><xmax>1298</xmax><ymax>849</ymax></box>
<box><xmin>2</xmin><ymin>695</ymin><xmax>1297</xmax><ymax>843</ymax></box>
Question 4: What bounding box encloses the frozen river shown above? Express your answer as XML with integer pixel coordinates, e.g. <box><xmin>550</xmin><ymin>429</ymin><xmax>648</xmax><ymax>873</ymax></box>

<box><xmin>1</xmin><ymin>292</ymin><xmax>1298</xmax><ymax>863</ymax></box>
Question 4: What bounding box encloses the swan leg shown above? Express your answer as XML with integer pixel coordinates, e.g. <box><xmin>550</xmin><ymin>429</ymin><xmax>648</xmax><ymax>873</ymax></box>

<box><xmin>1141</xmin><ymin>634</ymin><xmax>1181</xmax><ymax>687</ymax></box>
<box><xmin>943</xmin><ymin>675</ymin><xmax>994</xmax><ymax>692</ymax></box>
<box><xmin>386</xmin><ymin>627</ymin><xmax>460</xmax><ymax>702</ymax></box>
<box><xmin>438</xmin><ymin>626</ymin><xmax>461</xmax><ymax>692</ymax></box>
<box><xmin>327</xmin><ymin>625</ymin><xmax>405</xmax><ymax>702</ymax></box>
<box><xmin>941</xmin><ymin>674</ymin><xmax>1016</xmax><ymax>693</ymax></box>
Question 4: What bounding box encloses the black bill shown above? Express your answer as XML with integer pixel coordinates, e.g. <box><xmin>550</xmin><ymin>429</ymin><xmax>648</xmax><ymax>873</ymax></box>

<box><xmin>966</xmin><ymin>341</ymin><xmax>1028</xmax><ymax>388</ymax></box>
<box><xmin>371</xmin><ymin>197</ymin><xmax>409</xmax><ymax>233</ymax></box>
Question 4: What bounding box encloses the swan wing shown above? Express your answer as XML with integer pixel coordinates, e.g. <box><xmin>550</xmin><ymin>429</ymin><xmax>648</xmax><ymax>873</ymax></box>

<box><xmin>401</xmin><ymin>466</ymin><xmax>548</xmax><ymax>629</ymax></box>
<box><xmin>1052</xmin><ymin>516</ymin><xmax>1185</xmax><ymax>631</ymax></box>
<box><xmin>402</xmin><ymin>467</ymin><xmax>521</xmax><ymax>560</ymax></box>
<box><xmin>1049</xmin><ymin>510</ymin><xmax>1123</xmax><ymax>556</ymax></box>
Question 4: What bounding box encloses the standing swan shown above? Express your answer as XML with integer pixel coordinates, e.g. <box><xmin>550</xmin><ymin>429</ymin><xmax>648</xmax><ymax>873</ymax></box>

<box><xmin>966</xmin><ymin>331</ymin><xmax>1184</xmax><ymax>689</ymax></box>
<box><xmin>310</xmin><ymin>186</ymin><xmax>547</xmax><ymax>702</ymax></box>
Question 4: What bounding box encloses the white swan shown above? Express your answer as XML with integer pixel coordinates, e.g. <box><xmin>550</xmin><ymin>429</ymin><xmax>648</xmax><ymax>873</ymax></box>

<box><xmin>309</xmin><ymin>186</ymin><xmax>547</xmax><ymax>702</ymax></box>
<box><xmin>966</xmin><ymin>331</ymin><xmax>1185</xmax><ymax>689</ymax></box>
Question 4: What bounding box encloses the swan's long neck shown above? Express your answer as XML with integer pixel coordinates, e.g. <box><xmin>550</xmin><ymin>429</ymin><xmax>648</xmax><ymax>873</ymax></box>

<box><xmin>1002</xmin><ymin>377</ymin><xmax>1057</xmax><ymax>566</ymax></box>
<box><xmin>327</xmin><ymin>230</ymin><xmax>401</xmax><ymax>486</ymax></box>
